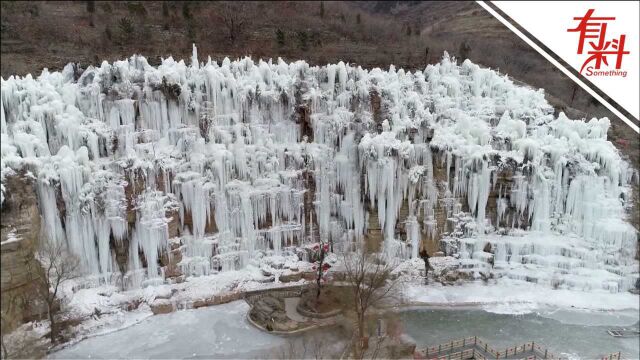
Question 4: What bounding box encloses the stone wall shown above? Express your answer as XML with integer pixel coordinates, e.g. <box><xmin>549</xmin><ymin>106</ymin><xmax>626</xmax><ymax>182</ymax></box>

<box><xmin>0</xmin><ymin>173</ymin><xmax>45</xmax><ymax>331</ymax></box>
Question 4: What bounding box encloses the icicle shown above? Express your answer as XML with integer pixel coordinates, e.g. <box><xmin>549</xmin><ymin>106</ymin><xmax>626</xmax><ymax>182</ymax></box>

<box><xmin>0</xmin><ymin>49</ymin><xmax>635</xmax><ymax>293</ymax></box>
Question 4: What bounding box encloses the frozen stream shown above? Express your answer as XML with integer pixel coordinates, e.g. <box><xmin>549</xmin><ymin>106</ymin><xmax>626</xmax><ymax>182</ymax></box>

<box><xmin>399</xmin><ymin>307</ymin><xmax>639</xmax><ymax>359</ymax></box>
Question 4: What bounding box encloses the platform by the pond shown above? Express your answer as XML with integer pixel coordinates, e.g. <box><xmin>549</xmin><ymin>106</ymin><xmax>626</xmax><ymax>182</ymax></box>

<box><xmin>415</xmin><ymin>336</ymin><xmax>624</xmax><ymax>360</ymax></box>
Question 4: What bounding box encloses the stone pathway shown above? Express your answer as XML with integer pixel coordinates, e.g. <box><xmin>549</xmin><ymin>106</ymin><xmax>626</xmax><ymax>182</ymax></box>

<box><xmin>284</xmin><ymin>297</ymin><xmax>307</xmax><ymax>322</ymax></box>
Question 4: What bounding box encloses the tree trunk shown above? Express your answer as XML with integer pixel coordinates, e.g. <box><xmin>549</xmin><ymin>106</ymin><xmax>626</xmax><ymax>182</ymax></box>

<box><xmin>1</xmin><ymin>335</ymin><xmax>8</xmax><ymax>359</ymax></box>
<box><xmin>356</xmin><ymin>313</ymin><xmax>367</xmax><ymax>359</ymax></box>
<box><xmin>48</xmin><ymin>304</ymin><xmax>56</xmax><ymax>344</ymax></box>
<box><xmin>316</xmin><ymin>247</ymin><xmax>325</xmax><ymax>300</ymax></box>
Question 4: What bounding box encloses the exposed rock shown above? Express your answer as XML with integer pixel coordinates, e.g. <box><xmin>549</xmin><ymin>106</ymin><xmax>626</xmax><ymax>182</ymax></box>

<box><xmin>192</xmin><ymin>297</ymin><xmax>217</xmax><ymax>309</ymax></box>
<box><xmin>279</xmin><ymin>272</ymin><xmax>302</xmax><ymax>283</ymax></box>
<box><xmin>1</xmin><ymin>174</ymin><xmax>45</xmax><ymax>331</ymax></box>
<box><xmin>121</xmin><ymin>299</ymin><xmax>142</xmax><ymax>311</ymax></box>
<box><xmin>150</xmin><ymin>299</ymin><xmax>174</xmax><ymax>315</ymax></box>
<box><xmin>163</xmin><ymin>264</ymin><xmax>182</xmax><ymax>279</ymax></box>
<box><xmin>192</xmin><ymin>292</ymin><xmax>241</xmax><ymax>309</ymax></box>
<box><xmin>161</xmin><ymin>244</ymin><xmax>183</xmax><ymax>279</ymax></box>
<box><xmin>256</xmin><ymin>275</ymin><xmax>275</xmax><ymax>283</ymax></box>
<box><xmin>261</xmin><ymin>268</ymin><xmax>274</xmax><ymax>277</ymax></box>
<box><xmin>248</xmin><ymin>296</ymin><xmax>301</xmax><ymax>332</ymax></box>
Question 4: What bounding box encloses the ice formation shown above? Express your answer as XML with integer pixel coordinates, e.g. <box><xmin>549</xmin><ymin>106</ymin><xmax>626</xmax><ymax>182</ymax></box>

<box><xmin>1</xmin><ymin>45</ymin><xmax>637</xmax><ymax>291</ymax></box>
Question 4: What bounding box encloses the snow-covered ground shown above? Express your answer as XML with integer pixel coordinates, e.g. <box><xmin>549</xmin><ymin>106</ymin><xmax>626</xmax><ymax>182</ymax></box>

<box><xmin>405</xmin><ymin>280</ymin><xmax>639</xmax><ymax>312</ymax></box>
<box><xmin>3</xmin><ymin>251</ymin><xmax>637</xmax><ymax>359</ymax></box>
<box><xmin>63</xmin><ymin>253</ymin><xmax>310</xmax><ymax>316</ymax></box>
<box><xmin>399</xmin><ymin>255</ymin><xmax>639</xmax><ymax>312</ymax></box>
<box><xmin>394</xmin><ymin>254</ymin><xmax>639</xmax><ymax>313</ymax></box>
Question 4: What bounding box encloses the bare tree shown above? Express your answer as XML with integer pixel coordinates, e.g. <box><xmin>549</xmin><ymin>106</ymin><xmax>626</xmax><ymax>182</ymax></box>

<box><xmin>273</xmin><ymin>333</ymin><xmax>351</xmax><ymax>360</ymax></box>
<box><xmin>274</xmin><ymin>335</ymin><xmax>325</xmax><ymax>360</ymax></box>
<box><xmin>315</xmin><ymin>240</ymin><xmax>328</xmax><ymax>300</ymax></box>
<box><xmin>342</xmin><ymin>251</ymin><xmax>402</xmax><ymax>359</ymax></box>
<box><xmin>219</xmin><ymin>2</ymin><xmax>249</xmax><ymax>45</ymax></box>
<box><xmin>30</xmin><ymin>241</ymin><xmax>80</xmax><ymax>344</ymax></box>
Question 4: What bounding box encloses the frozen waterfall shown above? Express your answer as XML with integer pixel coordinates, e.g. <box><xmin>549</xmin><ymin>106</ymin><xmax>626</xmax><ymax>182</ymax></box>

<box><xmin>1</xmin><ymin>45</ymin><xmax>637</xmax><ymax>291</ymax></box>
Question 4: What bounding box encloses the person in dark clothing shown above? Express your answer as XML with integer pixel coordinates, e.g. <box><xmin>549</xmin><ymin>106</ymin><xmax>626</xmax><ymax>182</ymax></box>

<box><xmin>419</xmin><ymin>248</ymin><xmax>432</xmax><ymax>284</ymax></box>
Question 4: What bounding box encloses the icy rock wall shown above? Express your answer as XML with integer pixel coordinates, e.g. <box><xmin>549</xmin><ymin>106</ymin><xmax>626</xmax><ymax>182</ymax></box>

<box><xmin>1</xmin><ymin>46</ymin><xmax>636</xmax><ymax>290</ymax></box>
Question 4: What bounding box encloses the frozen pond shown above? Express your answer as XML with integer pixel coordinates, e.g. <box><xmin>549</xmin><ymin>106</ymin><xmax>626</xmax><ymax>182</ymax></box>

<box><xmin>49</xmin><ymin>302</ymin><xmax>275</xmax><ymax>359</ymax></box>
<box><xmin>399</xmin><ymin>307</ymin><xmax>639</xmax><ymax>359</ymax></box>
<box><xmin>51</xmin><ymin>301</ymin><xmax>279</xmax><ymax>359</ymax></box>
<box><xmin>50</xmin><ymin>300</ymin><xmax>638</xmax><ymax>359</ymax></box>
<box><xmin>51</xmin><ymin>300</ymin><xmax>347</xmax><ymax>359</ymax></box>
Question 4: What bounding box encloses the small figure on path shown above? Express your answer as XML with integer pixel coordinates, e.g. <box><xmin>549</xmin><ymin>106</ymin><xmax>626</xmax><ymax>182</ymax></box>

<box><xmin>419</xmin><ymin>247</ymin><xmax>432</xmax><ymax>284</ymax></box>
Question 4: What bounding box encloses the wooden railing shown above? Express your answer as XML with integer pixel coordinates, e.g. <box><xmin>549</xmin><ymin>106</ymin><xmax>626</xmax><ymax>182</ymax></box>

<box><xmin>419</xmin><ymin>336</ymin><xmax>563</xmax><ymax>360</ymax></box>
<box><xmin>602</xmin><ymin>352</ymin><xmax>623</xmax><ymax>360</ymax></box>
<box><xmin>423</xmin><ymin>336</ymin><xmax>477</xmax><ymax>357</ymax></box>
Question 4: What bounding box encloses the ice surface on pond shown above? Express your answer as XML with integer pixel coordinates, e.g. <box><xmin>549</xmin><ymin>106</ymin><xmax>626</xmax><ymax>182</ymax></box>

<box><xmin>400</xmin><ymin>307</ymin><xmax>639</xmax><ymax>359</ymax></box>
<box><xmin>1</xmin><ymin>45</ymin><xmax>637</xmax><ymax>291</ymax></box>
<box><xmin>49</xmin><ymin>301</ymin><xmax>285</xmax><ymax>359</ymax></box>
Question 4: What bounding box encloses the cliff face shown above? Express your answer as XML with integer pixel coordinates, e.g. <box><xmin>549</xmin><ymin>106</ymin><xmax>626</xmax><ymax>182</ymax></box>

<box><xmin>1</xmin><ymin>48</ymin><xmax>638</xmax><ymax>315</ymax></box>
<box><xmin>0</xmin><ymin>173</ymin><xmax>44</xmax><ymax>331</ymax></box>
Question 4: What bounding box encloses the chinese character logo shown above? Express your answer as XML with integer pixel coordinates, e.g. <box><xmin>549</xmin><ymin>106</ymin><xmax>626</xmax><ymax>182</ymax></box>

<box><xmin>568</xmin><ymin>9</ymin><xmax>629</xmax><ymax>77</ymax></box>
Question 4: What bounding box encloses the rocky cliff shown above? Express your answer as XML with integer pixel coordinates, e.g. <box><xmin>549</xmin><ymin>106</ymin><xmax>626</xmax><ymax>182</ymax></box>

<box><xmin>1</xmin><ymin>48</ymin><xmax>637</xmax><ymax>316</ymax></box>
<box><xmin>0</xmin><ymin>172</ymin><xmax>44</xmax><ymax>331</ymax></box>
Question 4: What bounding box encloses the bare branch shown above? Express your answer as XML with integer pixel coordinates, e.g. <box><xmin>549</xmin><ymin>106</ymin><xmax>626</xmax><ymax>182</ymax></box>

<box><xmin>340</xmin><ymin>251</ymin><xmax>402</xmax><ymax>359</ymax></box>
<box><xmin>32</xmin><ymin>241</ymin><xmax>80</xmax><ymax>344</ymax></box>
<box><xmin>219</xmin><ymin>2</ymin><xmax>251</xmax><ymax>45</ymax></box>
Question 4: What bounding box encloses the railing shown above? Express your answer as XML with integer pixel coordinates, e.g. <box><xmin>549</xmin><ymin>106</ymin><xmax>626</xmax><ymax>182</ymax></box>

<box><xmin>532</xmin><ymin>343</ymin><xmax>558</xmax><ymax>359</ymax></box>
<box><xmin>602</xmin><ymin>352</ymin><xmax>623</xmax><ymax>360</ymax></box>
<box><xmin>419</xmin><ymin>336</ymin><xmax>573</xmax><ymax>360</ymax></box>
<box><xmin>424</xmin><ymin>336</ymin><xmax>477</xmax><ymax>357</ymax></box>
<box><xmin>495</xmin><ymin>342</ymin><xmax>540</xmax><ymax>358</ymax></box>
